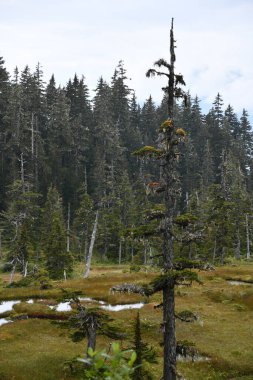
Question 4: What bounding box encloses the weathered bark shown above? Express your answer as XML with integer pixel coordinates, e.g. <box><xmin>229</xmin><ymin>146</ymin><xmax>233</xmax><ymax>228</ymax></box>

<box><xmin>24</xmin><ymin>261</ymin><xmax>28</xmax><ymax>277</ymax></box>
<box><xmin>87</xmin><ymin>325</ymin><xmax>97</xmax><ymax>353</ymax></box>
<box><xmin>84</xmin><ymin>211</ymin><xmax>99</xmax><ymax>278</ymax></box>
<box><xmin>86</xmin><ymin>313</ymin><xmax>98</xmax><ymax>354</ymax></box>
<box><xmin>84</xmin><ymin>230</ymin><xmax>88</xmax><ymax>263</ymax></box>
<box><xmin>163</xmin><ymin>220</ymin><xmax>176</xmax><ymax>380</ymax></box>
<box><xmin>163</xmin><ymin>282</ymin><xmax>176</xmax><ymax>380</ymax></box>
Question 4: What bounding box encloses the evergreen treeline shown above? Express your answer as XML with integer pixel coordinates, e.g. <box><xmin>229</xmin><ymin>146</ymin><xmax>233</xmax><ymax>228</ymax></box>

<box><xmin>0</xmin><ymin>57</ymin><xmax>252</xmax><ymax>278</ymax></box>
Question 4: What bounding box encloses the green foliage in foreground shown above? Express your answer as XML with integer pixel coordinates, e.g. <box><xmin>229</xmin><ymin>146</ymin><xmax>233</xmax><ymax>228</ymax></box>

<box><xmin>69</xmin><ymin>343</ymin><xmax>137</xmax><ymax>380</ymax></box>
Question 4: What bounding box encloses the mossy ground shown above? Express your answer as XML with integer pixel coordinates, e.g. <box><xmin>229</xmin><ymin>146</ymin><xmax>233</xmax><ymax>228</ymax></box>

<box><xmin>0</xmin><ymin>262</ymin><xmax>253</xmax><ymax>379</ymax></box>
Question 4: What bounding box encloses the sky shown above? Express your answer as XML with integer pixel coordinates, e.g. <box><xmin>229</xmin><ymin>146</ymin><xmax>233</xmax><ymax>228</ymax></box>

<box><xmin>0</xmin><ymin>0</ymin><xmax>252</xmax><ymax>119</ymax></box>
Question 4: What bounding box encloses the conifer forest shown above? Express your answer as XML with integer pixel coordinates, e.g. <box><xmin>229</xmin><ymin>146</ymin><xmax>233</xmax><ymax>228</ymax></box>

<box><xmin>0</xmin><ymin>56</ymin><xmax>252</xmax><ymax>272</ymax></box>
<box><xmin>0</xmin><ymin>18</ymin><xmax>253</xmax><ymax>380</ymax></box>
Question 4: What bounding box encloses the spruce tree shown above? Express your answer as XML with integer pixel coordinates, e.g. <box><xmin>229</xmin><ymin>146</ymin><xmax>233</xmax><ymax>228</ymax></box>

<box><xmin>206</xmin><ymin>93</ymin><xmax>225</xmax><ymax>177</ymax></box>
<box><xmin>1</xmin><ymin>179</ymin><xmax>41</xmax><ymax>276</ymax></box>
<box><xmin>140</xmin><ymin>96</ymin><xmax>158</xmax><ymax>145</ymax></box>
<box><xmin>45</xmin><ymin>87</ymin><xmax>72</xmax><ymax>201</ymax></box>
<box><xmin>91</xmin><ymin>77</ymin><xmax>123</xmax><ymax>200</ymax></box>
<box><xmin>42</xmin><ymin>186</ymin><xmax>72</xmax><ymax>279</ymax></box>
<box><xmin>135</xmin><ymin>19</ymin><xmax>188</xmax><ymax>380</ymax></box>
<box><xmin>65</xmin><ymin>74</ymin><xmax>92</xmax><ymax>191</ymax></box>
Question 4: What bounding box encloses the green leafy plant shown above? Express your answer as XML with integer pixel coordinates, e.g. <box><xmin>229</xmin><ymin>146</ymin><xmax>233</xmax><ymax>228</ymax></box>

<box><xmin>67</xmin><ymin>343</ymin><xmax>137</xmax><ymax>380</ymax></box>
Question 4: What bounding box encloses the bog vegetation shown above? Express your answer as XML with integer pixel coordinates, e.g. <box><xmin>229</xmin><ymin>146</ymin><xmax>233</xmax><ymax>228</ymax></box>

<box><xmin>0</xmin><ymin>264</ymin><xmax>253</xmax><ymax>379</ymax></box>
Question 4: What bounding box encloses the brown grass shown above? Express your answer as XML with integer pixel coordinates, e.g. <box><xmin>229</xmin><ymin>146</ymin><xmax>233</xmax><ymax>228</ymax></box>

<box><xmin>0</xmin><ymin>263</ymin><xmax>253</xmax><ymax>379</ymax></box>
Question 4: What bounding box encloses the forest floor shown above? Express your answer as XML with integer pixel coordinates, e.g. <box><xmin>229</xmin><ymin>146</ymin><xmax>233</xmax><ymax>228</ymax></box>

<box><xmin>0</xmin><ymin>262</ymin><xmax>253</xmax><ymax>380</ymax></box>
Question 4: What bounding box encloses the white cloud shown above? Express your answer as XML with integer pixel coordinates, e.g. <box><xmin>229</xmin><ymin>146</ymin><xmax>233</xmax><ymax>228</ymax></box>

<box><xmin>0</xmin><ymin>0</ymin><xmax>252</xmax><ymax>120</ymax></box>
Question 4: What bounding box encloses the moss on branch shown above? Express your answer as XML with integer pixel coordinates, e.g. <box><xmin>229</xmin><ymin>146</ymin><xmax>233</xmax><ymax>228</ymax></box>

<box><xmin>133</xmin><ymin>146</ymin><xmax>164</xmax><ymax>159</ymax></box>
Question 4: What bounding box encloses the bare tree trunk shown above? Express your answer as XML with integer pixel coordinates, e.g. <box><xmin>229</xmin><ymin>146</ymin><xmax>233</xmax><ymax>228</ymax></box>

<box><xmin>87</xmin><ymin>327</ymin><xmax>96</xmax><ymax>353</ymax></box>
<box><xmin>163</xmin><ymin>280</ymin><xmax>176</xmax><ymax>380</ymax></box>
<box><xmin>84</xmin><ymin>211</ymin><xmax>99</xmax><ymax>278</ymax></box>
<box><xmin>185</xmin><ymin>191</ymin><xmax>189</xmax><ymax>210</ymax></box>
<box><xmin>9</xmin><ymin>261</ymin><xmax>17</xmax><ymax>284</ymax></box>
<box><xmin>84</xmin><ymin>230</ymin><xmax>88</xmax><ymax>263</ymax></box>
<box><xmin>24</xmin><ymin>261</ymin><xmax>28</xmax><ymax>277</ymax></box>
<box><xmin>221</xmin><ymin>246</ymin><xmax>226</xmax><ymax>265</ymax></box>
<box><xmin>246</xmin><ymin>214</ymin><xmax>250</xmax><ymax>260</ymax></box>
<box><xmin>87</xmin><ymin>317</ymin><xmax>97</xmax><ymax>353</ymax></box>
<box><xmin>195</xmin><ymin>191</ymin><xmax>199</xmax><ymax>207</ymax></box>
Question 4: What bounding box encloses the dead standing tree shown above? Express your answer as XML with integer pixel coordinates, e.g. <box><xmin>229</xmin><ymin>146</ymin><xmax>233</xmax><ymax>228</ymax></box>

<box><xmin>134</xmin><ymin>19</ymin><xmax>188</xmax><ymax>380</ymax></box>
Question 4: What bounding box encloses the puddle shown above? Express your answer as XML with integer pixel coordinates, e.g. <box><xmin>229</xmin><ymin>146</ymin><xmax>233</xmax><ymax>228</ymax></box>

<box><xmin>0</xmin><ymin>298</ymin><xmax>145</xmax><ymax>322</ymax></box>
<box><xmin>0</xmin><ymin>318</ymin><xmax>12</xmax><ymax>326</ymax></box>
<box><xmin>0</xmin><ymin>300</ymin><xmax>20</xmax><ymax>313</ymax></box>
<box><xmin>101</xmin><ymin>302</ymin><xmax>144</xmax><ymax>312</ymax></box>
<box><xmin>228</xmin><ymin>280</ymin><xmax>252</xmax><ymax>286</ymax></box>
<box><xmin>79</xmin><ymin>297</ymin><xmax>106</xmax><ymax>305</ymax></box>
<box><xmin>79</xmin><ymin>297</ymin><xmax>94</xmax><ymax>302</ymax></box>
<box><xmin>53</xmin><ymin>301</ymin><xmax>144</xmax><ymax>312</ymax></box>
<box><xmin>177</xmin><ymin>354</ymin><xmax>210</xmax><ymax>362</ymax></box>
<box><xmin>53</xmin><ymin>302</ymin><xmax>73</xmax><ymax>312</ymax></box>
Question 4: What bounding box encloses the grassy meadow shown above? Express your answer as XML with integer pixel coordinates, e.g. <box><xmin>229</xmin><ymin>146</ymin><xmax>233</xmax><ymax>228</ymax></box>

<box><xmin>0</xmin><ymin>263</ymin><xmax>253</xmax><ymax>380</ymax></box>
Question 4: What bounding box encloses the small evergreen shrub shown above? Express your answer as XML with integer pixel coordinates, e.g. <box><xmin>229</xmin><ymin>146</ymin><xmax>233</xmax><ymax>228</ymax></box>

<box><xmin>130</xmin><ymin>264</ymin><xmax>141</xmax><ymax>273</ymax></box>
